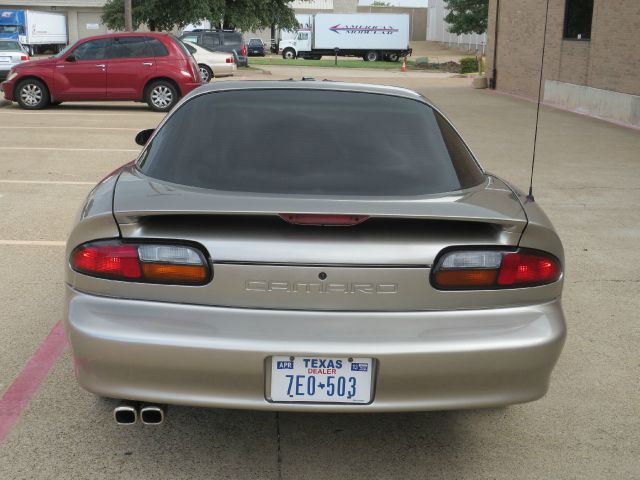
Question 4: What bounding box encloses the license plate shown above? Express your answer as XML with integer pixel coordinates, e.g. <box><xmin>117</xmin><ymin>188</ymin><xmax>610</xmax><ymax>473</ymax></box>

<box><xmin>270</xmin><ymin>356</ymin><xmax>373</xmax><ymax>404</ymax></box>
<box><xmin>0</xmin><ymin>57</ymin><xmax>10</xmax><ymax>63</ymax></box>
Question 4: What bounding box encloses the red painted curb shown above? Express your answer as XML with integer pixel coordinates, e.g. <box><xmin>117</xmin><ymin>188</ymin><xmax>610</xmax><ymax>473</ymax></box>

<box><xmin>0</xmin><ymin>320</ymin><xmax>68</xmax><ymax>444</ymax></box>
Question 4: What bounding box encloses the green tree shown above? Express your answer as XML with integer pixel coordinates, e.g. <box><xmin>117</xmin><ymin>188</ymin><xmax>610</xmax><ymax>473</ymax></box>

<box><xmin>102</xmin><ymin>0</ymin><xmax>301</xmax><ymax>32</ymax></box>
<box><xmin>102</xmin><ymin>0</ymin><xmax>211</xmax><ymax>31</ymax></box>
<box><xmin>221</xmin><ymin>0</ymin><xmax>299</xmax><ymax>31</ymax></box>
<box><xmin>444</xmin><ymin>0</ymin><xmax>488</xmax><ymax>35</ymax></box>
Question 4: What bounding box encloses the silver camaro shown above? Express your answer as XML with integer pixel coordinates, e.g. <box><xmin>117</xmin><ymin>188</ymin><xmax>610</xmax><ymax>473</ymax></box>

<box><xmin>64</xmin><ymin>81</ymin><xmax>566</xmax><ymax>423</ymax></box>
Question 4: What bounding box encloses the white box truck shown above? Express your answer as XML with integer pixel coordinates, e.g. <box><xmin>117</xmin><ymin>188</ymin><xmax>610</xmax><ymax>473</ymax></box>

<box><xmin>0</xmin><ymin>10</ymin><xmax>67</xmax><ymax>55</ymax></box>
<box><xmin>279</xmin><ymin>13</ymin><xmax>411</xmax><ymax>62</ymax></box>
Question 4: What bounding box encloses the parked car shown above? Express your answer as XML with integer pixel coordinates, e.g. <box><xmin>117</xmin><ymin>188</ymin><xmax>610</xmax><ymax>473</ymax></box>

<box><xmin>0</xmin><ymin>38</ymin><xmax>30</xmax><ymax>80</ymax></box>
<box><xmin>64</xmin><ymin>81</ymin><xmax>566</xmax><ymax>423</ymax></box>
<box><xmin>179</xmin><ymin>30</ymin><xmax>248</xmax><ymax>67</ymax></box>
<box><xmin>247</xmin><ymin>38</ymin><xmax>266</xmax><ymax>56</ymax></box>
<box><xmin>183</xmin><ymin>41</ymin><xmax>235</xmax><ymax>82</ymax></box>
<box><xmin>232</xmin><ymin>48</ymin><xmax>248</xmax><ymax>68</ymax></box>
<box><xmin>0</xmin><ymin>32</ymin><xmax>202</xmax><ymax>111</ymax></box>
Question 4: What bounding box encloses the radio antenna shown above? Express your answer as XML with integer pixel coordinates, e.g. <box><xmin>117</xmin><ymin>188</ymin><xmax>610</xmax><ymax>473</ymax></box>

<box><xmin>527</xmin><ymin>0</ymin><xmax>551</xmax><ymax>202</ymax></box>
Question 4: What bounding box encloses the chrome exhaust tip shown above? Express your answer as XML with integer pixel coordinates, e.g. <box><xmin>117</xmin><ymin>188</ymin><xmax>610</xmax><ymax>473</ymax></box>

<box><xmin>140</xmin><ymin>404</ymin><xmax>166</xmax><ymax>425</ymax></box>
<box><xmin>114</xmin><ymin>402</ymin><xmax>138</xmax><ymax>425</ymax></box>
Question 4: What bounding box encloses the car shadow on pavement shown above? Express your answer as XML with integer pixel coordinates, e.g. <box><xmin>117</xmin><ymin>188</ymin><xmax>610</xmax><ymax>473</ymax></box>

<box><xmin>276</xmin><ymin>410</ymin><xmax>508</xmax><ymax>479</ymax></box>
<box><xmin>50</xmin><ymin>103</ymin><xmax>154</xmax><ymax>112</ymax></box>
<box><xmin>1</xmin><ymin>102</ymin><xmax>154</xmax><ymax>112</ymax></box>
<box><xmin>92</xmin><ymin>396</ymin><xmax>507</xmax><ymax>479</ymax></box>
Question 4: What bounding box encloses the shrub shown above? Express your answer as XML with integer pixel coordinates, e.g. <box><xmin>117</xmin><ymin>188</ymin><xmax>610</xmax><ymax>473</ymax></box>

<box><xmin>460</xmin><ymin>57</ymin><xmax>479</xmax><ymax>74</ymax></box>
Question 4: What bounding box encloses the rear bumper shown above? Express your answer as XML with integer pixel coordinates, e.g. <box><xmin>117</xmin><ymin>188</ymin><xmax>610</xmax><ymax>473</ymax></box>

<box><xmin>214</xmin><ymin>64</ymin><xmax>236</xmax><ymax>77</ymax></box>
<box><xmin>1</xmin><ymin>79</ymin><xmax>13</xmax><ymax>99</ymax></box>
<box><xmin>181</xmin><ymin>81</ymin><xmax>203</xmax><ymax>96</ymax></box>
<box><xmin>65</xmin><ymin>286</ymin><xmax>566</xmax><ymax>412</ymax></box>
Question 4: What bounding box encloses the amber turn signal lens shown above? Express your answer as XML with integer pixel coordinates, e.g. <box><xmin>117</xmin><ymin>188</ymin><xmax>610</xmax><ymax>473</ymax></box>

<box><xmin>142</xmin><ymin>263</ymin><xmax>208</xmax><ymax>284</ymax></box>
<box><xmin>434</xmin><ymin>269</ymin><xmax>498</xmax><ymax>288</ymax></box>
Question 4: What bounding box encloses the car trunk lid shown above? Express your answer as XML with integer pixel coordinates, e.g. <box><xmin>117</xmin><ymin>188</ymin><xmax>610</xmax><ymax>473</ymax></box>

<box><xmin>79</xmin><ymin>167</ymin><xmax>543</xmax><ymax>311</ymax></box>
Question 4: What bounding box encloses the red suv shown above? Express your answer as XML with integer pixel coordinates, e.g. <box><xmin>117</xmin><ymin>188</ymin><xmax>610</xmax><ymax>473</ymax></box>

<box><xmin>0</xmin><ymin>33</ymin><xmax>202</xmax><ymax>112</ymax></box>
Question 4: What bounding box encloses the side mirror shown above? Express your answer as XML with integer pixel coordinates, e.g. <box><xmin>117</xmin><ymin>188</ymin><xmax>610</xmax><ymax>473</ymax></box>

<box><xmin>65</xmin><ymin>54</ymin><xmax>76</xmax><ymax>62</ymax></box>
<box><xmin>135</xmin><ymin>128</ymin><xmax>154</xmax><ymax>146</ymax></box>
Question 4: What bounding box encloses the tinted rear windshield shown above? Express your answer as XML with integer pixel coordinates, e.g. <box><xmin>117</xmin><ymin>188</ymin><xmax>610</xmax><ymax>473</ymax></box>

<box><xmin>0</xmin><ymin>41</ymin><xmax>22</xmax><ymax>51</ymax></box>
<box><xmin>138</xmin><ymin>89</ymin><xmax>485</xmax><ymax>196</ymax></box>
<box><xmin>223</xmin><ymin>33</ymin><xmax>242</xmax><ymax>45</ymax></box>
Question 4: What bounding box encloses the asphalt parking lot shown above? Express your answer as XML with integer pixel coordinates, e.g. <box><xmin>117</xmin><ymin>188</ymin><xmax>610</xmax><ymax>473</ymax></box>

<box><xmin>1</xmin><ymin>67</ymin><xmax>639</xmax><ymax>479</ymax></box>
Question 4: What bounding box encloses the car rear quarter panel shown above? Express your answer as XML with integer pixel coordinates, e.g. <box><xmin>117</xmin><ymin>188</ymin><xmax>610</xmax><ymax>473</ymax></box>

<box><xmin>152</xmin><ymin>36</ymin><xmax>200</xmax><ymax>95</ymax></box>
<box><xmin>518</xmin><ymin>196</ymin><xmax>564</xmax><ymax>265</ymax></box>
<box><xmin>65</xmin><ymin>170</ymin><xmax>121</xmax><ymax>284</ymax></box>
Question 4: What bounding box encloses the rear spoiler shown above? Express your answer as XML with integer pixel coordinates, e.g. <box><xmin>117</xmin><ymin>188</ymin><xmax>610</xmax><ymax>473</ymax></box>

<box><xmin>113</xmin><ymin>167</ymin><xmax>527</xmax><ymax>232</ymax></box>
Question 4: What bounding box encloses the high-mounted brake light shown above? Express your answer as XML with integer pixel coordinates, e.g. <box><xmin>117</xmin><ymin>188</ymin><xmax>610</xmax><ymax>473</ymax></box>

<box><xmin>432</xmin><ymin>249</ymin><xmax>561</xmax><ymax>290</ymax></box>
<box><xmin>279</xmin><ymin>214</ymin><xmax>369</xmax><ymax>226</ymax></box>
<box><xmin>71</xmin><ymin>241</ymin><xmax>210</xmax><ymax>285</ymax></box>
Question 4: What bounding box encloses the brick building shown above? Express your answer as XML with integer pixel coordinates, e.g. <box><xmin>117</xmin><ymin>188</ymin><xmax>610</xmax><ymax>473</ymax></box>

<box><xmin>486</xmin><ymin>0</ymin><xmax>640</xmax><ymax>127</ymax></box>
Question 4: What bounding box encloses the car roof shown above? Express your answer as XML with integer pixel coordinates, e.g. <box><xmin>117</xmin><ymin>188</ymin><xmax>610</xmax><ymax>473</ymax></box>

<box><xmin>77</xmin><ymin>32</ymin><xmax>170</xmax><ymax>41</ymax></box>
<box><xmin>183</xmin><ymin>41</ymin><xmax>231</xmax><ymax>54</ymax></box>
<box><xmin>185</xmin><ymin>80</ymin><xmax>429</xmax><ymax>105</ymax></box>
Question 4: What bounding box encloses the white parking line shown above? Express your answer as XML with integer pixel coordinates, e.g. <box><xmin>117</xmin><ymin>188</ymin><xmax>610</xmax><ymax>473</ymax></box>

<box><xmin>0</xmin><ymin>240</ymin><xmax>65</xmax><ymax>246</ymax></box>
<box><xmin>0</xmin><ymin>111</ymin><xmax>156</xmax><ymax>117</ymax></box>
<box><xmin>0</xmin><ymin>180</ymin><xmax>95</xmax><ymax>185</ymax></box>
<box><xmin>0</xmin><ymin>126</ymin><xmax>139</xmax><ymax>131</ymax></box>
<box><xmin>0</xmin><ymin>147</ymin><xmax>139</xmax><ymax>152</ymax></box>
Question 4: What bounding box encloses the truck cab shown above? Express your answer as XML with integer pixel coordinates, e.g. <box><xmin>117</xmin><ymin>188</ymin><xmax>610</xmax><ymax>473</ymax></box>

<box><xmin>0</xmin><ymin>11</ymin><xmax>27</xmax><ymax>44</ymax></box>
<box><xmin>280</xmin><ymin>31</ymin><xmax>317</xmax><ymax>60</ymax></box>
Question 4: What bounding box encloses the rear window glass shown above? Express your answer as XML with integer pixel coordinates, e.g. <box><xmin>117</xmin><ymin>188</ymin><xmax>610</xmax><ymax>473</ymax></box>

<box><xmin>184</xmin><ymin>42</ymin><xmax>196</xmax><ymax>55</ymax></box>
<box><xmin>138</xmin><ymin>89</ymin><xmax>484</xmax><ymax>196</ymax></box>
<box><xmin>180</xmin><ymin>34</ymin><xmax>199</xmax><ymax>44</ymax></box>
<box><xmin>0</xmin><ymin>41</ymin><xmax>22</xmax><ymax>51</ymax></box>
<box><xmin>223</xmin><ymin>33</ymin><xmax>242</xmax><ymax>45</ymax></box>
<box><xmin>170</xmin><ymin>35</ymin><xmax>192</xmax><ymax>57</ymax></box>
<box><xmin>202</xmin><ymin>33</ymin><xmax>221</xmax><ymax>48</ymax></box>
<box><xmin>147</xmin><ymin>37</ymin><xmax>168</xmax><ymax>56</ymax></box>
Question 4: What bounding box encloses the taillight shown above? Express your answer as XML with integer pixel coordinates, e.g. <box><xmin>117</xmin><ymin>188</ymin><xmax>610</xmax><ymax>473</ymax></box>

<box><xmin>279</xmin><ymin>213</ymin><xmax>369</xmax><ymax>226</ymax></box>
<box><xmin>432</xmin><ymin>249</ymin><xmax>561</xmax><ymax>290</ymax></box>
<box><xmin>71</xmin><ymin>241</ymin><xmax>210</xmax><ymax>285</ymax></box>
<box><xmin>226</xmin><ymin>56</ymin><xmax>233</xmax><ymax>64</ymax></box>
<box><xmin>20</xmin><ymin>55</ymin><xmax>29</xmax><ymax>61</ymax></box>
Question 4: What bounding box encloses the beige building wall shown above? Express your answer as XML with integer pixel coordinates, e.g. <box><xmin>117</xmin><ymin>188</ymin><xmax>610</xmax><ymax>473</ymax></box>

<box><xmin>486</xmin><ymin>0</ymin><xmax>640</xmax><ymax>98</ymax></box>
<box><xmin>2</xmin><ymin>1</ymin><xmax>107</xmax><ymax>43</ymax></box>
<box><xmin>333</xmin><ymin>0</ymin><xmax>357</xmax><ymax>14</ymax></box>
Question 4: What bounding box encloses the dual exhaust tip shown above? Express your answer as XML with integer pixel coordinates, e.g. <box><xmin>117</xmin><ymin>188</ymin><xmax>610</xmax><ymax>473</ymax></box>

<box><xmin>114</xmin><ymin>402</ymin><xmax>166</xmax><ymax>425</ymax></box>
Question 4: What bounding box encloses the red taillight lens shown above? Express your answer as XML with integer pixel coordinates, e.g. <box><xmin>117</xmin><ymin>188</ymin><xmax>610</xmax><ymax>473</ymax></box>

<box><xmin>497</xmin><ymin>252</ymin><xmax>561</xmax><ymax>286</ymax></box>
<box><xmin>72</xmin><ymin>244</ymin><xmax>141</xmax><ymax>279</ymax></box>
<box><xmin>279</xmin><ymin>214</ymin><xmax>369</xmax><ymax>226</ymax></box>
<box><xmin>20</xmin><ymin>55</ymin><xmax>29</xmax><ymax>61</ymax></box>
<box><xmin>432</xmin><ymin>249</ymin><xmax>561</xmax><ymax>290</ymax></box>
<box><xmin>226</xmin><ymin>56</ymin><xmax>233</xmax><ymax>64</ymax></box>
<box><xmin>70</xmin><ymin>241</ymin><xmax>210</xmax><ymax>285</ymax></box>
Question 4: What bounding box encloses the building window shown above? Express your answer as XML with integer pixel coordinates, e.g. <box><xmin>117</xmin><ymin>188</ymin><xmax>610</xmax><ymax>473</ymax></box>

<box><xmin>563</xmin><ymin>0</ymin><xmax>594</xmax><ymax>40</ymax></box>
